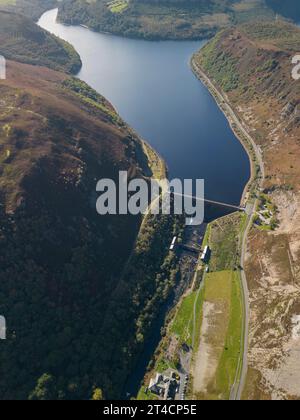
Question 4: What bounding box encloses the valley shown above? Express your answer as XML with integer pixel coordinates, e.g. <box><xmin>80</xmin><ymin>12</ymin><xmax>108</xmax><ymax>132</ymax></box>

<box><xmin>0</xmin><ymin>0</ymin><xmax>299</xmax><ymax>402</ymax></box>
<box><xmin>37</xmin><ymin>8</ymin><xmax>251</xmax><ymax>400</ymax></box>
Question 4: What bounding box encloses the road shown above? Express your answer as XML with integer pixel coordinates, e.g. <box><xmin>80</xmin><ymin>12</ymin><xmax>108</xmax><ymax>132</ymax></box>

<box><xmin>191</xmin><ymin>59</ymin><xmax>265</xmax><ymax>400</ymax></box>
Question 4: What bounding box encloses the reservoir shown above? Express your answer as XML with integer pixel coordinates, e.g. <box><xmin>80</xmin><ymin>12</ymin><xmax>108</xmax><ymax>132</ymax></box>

<box><xmin>38</xmin><ymin>9</ymin><xmax>250</xmax><ymax>208</ymax></box>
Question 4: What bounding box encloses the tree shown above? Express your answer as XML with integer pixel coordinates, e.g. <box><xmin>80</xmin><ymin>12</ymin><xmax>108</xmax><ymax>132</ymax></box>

<box><xmin>29</xmin><ymin>373</ymin><xmax>57</xmax><ymax>400</ymax></box>
<box><xmin>92</xmin><ymin>388</ymin><xmax>103</xmax><ymax>400</ymax></box>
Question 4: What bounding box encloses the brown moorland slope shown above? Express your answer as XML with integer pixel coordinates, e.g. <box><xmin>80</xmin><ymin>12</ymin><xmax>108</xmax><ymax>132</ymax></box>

<box><xmin>195</xmin><ymin>20</ymin><xmax>300</xmax><ymax>399</ymax></box>
<box><xmin>0</xmin><ymin>60</ymin><xmax>159</xmax><ymax>399</ymax></box>
<box><xmin>0</xmin><ymin>10</ymin><xmax>179</xmax><ymax>400</ymax></box>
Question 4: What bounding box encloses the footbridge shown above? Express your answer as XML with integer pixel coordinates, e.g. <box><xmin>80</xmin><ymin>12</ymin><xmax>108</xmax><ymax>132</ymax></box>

<box><xmin>169</xmin><ymin>191</ymin><xmax>245</xmax><ymax>212</ymax></box>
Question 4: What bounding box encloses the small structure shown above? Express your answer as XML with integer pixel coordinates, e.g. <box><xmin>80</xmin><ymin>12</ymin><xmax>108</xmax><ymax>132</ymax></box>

<box><xmin>201</xmin><ymin>245</ymin><xmax>211</xmax><ymax>264</ymax></box>
<box><xmin>148</xmin><ymin>373</ymin><xmax>164</xmax><ymax>396</ymax></box>
<box><xmin>148</xmin><ymin>370</ymin><xmax>180</xmax><ymax>400</ymax></box>
<box><xmin>169</xmin><ymin>236</ymin><xmax>177</xmax><ymax>251</ymax></box>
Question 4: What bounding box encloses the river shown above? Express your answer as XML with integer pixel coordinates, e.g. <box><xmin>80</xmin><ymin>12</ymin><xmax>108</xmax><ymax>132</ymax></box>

<box><xmin>38</xmin><ymin>8</ymin><xmax>251</xmax><ymax>397</ymax></box>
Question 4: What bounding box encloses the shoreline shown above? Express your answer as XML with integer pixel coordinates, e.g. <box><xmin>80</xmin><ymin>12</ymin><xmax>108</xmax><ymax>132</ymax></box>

<box><xmin>190</xmin><ymin>56</ymin><xmax>260</xmax><ymax>208</ymax></box>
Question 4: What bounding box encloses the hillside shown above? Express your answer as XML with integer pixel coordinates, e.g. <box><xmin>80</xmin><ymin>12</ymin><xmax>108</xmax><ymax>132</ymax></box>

<box><xmin>57</xmin><ymin>0</ymin><xmax>275</xmax><ymax>40</ymax></box>
<box><xmin>0</xmin><ymin>0</ymin><xmax>57</xmax><ymax>20</ymax></box>
<box><xmin>0</xmin><ymin>59</ymin><xmax>181</xmax><ymax>399</ymax></box>
<box><xmin>194</xmin><ymin>21</ymin><xmax>300</xmax><ymax>400</ymax></box>
<box><xmin>0</xmin><ymin>6</ymin><xmax>182</xmax><ymax>401</ymax></box>
<box><xmin>0</xmin><ymin>10</ymin><xmax>81</xmax><ymax>74</ymax></box>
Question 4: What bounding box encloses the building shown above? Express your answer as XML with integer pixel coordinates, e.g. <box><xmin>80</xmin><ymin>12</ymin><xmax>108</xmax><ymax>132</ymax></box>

<box><xmin>201</xmin><ymin>245</ymin><xmax>211</xmax><ymax>264</ymax></box>
<box><xmin>148</xmin><ymin>370</ymin><xmax>180</xmax><ymax>400</ymax></box>
<box><xmin>169</xmin><ymin>236</ymin><xmax>177</xmax><ymax>251</ymax></box>
<box><xmin>148</xmin><ymin>373</ymin><xmax>164</xmax><ymax>396</ymax></box>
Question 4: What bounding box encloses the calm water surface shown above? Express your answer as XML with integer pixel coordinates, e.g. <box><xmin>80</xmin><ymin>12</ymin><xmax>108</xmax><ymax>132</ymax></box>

<box><xmin>39</xmin><ymin>9</ymin><xmax>250</xmax><ymax>206</ymax></box>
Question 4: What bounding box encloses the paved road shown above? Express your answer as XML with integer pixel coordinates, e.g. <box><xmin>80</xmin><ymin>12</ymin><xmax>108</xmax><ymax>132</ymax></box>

<box><xmin>192</xmin><ymin>59</ymin><xmax>265</xmax><ymax>400</ymax></box>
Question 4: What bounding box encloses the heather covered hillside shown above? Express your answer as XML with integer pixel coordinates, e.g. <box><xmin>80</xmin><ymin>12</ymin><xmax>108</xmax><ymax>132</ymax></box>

<box><xmin>0</xmin><ymin>6</ymin><xmax>182</xmax><ymax>400</ymax></box>
<box><xmin>196</xmin><ymin>20</ymin><xmax>300</xmax><ymax>136</ymax></box>
<box><xmin>0</xmin><ymin>10</ymin><xmax>81</xmax><ymax>74</ymax></box>
<box><xmin>0</xmin><ymin>59</ymin><xmax>178</xmax><ymax>399</ymax></box>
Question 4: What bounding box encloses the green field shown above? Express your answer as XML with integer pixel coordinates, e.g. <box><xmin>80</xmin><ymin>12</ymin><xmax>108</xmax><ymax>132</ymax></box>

<box><xmin>171</xmin><ymin>275</ymin><xmax>205</xmax><ymax>349</ymax></box>
<box><xmin>194</xmin><ymin>270</ymin><xmax>243</xmax><ymax>400</ymax></box>
<box><xmin>207</xmin><ymin>271</ymin><xmax>243</xmax><ymax>399</ymax></box>
<box><xmin>171</xmin><ymin>292</ymin><xmax>196</xmax><ymax>346</ymax></box>
<box><xmin>107</xmin><ymin>0</ymin><xmax>128</xmax><ymax>13</ymax></box>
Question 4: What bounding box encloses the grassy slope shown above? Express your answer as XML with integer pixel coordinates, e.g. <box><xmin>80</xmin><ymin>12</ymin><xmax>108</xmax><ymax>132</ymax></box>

<box><xmin>58</xmin><ymin>0</ymin><xmax>277</xmax><ymax>40</ymax></box>
<box><xmin>0</xmin><ymin>10</ymin><xmax>81</xmax><ymax>74</ymax></box>
<box><xmin>171</xmin><ymin>289</ymin><xmax>203</xmax><ymax>348</ymax></box>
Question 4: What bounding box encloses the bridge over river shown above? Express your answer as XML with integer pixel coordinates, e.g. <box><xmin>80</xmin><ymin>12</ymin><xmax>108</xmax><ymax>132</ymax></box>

<box><xmin>170</xmin><ymin>191</ymin><xmax>245</xmax><ymax>212</ymax></box>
